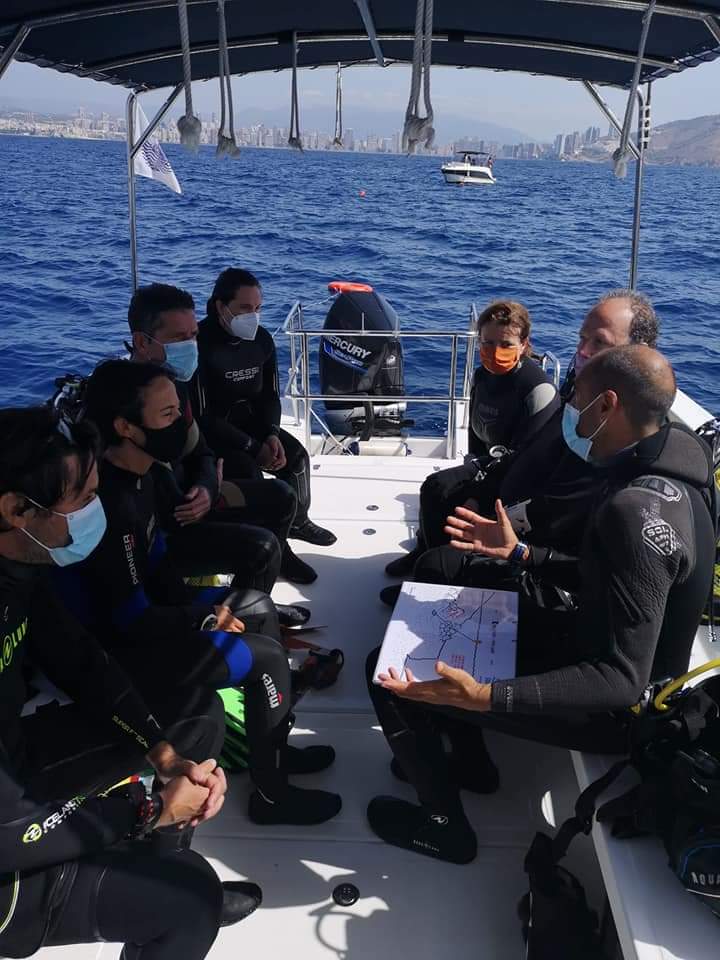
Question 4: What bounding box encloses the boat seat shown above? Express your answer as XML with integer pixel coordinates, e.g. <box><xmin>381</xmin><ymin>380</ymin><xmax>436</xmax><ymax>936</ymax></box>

<box><xmin>571</xmin><ymin>627</ymin><xmax>720</xmax><ymax>960</ymax></box>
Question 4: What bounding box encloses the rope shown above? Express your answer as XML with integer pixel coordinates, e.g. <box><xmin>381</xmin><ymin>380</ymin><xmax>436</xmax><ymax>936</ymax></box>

<box><xmin>288</xmin><ymin>32</ymin><xmax>303</xmax><ymax>151</ymax></box>
<box><xmin>613</xmin><ymin>0</ymin><xmax>656</xmax><ymax>178</ymax></box>
<box><xmin>332</xmin><ymin>62</ymin><xmax>343</xmax><ymax>147</ymax></box>
<box><xmin>176</xmin><ymin>0</ymin><xmax>202</xmax><ymax>150</ymax></box>
<box><xmin>216</xmin><ymin>0</ymin><xmax>240</xmax><ymax>157</ymax></box>
<box><xmin>402</xmin><ymin>0</ymin><xmax>435</xmax><ymax>154</ymax></box>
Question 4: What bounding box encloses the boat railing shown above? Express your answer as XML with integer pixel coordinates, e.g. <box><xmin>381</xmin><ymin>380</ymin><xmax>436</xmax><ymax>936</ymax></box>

<box><xmin>281</xmin><ymin>301</ymin><xmax>479</xmax><ymax>459</ymax></box>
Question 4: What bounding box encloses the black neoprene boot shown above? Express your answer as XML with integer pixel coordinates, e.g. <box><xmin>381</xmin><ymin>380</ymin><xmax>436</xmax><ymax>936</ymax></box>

<box><xmin>284</xmin><ymin>742</ymin><xmax>336</xmax><ymax>774</ymax></box>
<box><xmin>280</xmin><ymin>545</ymin><xmax>318</xmax><ymax>584</ymax></box>
<box><xmin>220</xmin><ymin>881</ymin><xmax>263</xmax><ymax>926</ymax></box>
<box><xmin>290</xmin><ymin>519</ymin><xmax>337</xmax><ymax>546</ymax></box>
<box><xmin>276</xmin><ymin>603</ymin><xmax>311</xmax><ymax>627</ymax></box>
<box><xmin>367</xmin><ymin>795</ymin><xmax>477</xmax><ymax>864</ymax></box>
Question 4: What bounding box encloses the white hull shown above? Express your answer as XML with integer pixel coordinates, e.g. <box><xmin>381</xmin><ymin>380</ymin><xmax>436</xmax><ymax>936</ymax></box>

<box><xmin>441</xmin><ymin>164</ymin><xmax>496</xmax><ymax>185</ymax></box>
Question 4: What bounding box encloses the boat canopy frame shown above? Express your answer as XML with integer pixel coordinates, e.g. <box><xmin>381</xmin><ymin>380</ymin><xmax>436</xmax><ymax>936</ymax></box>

<box><xmin>0</xmin><ymin>2</ymin><xmax>714</xmax><ymax>292</ymax></box>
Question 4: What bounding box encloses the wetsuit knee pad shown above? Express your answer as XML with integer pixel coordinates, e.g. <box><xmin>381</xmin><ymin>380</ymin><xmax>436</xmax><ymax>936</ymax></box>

<box><xmin>224</xmin><ymin>587</ymin><xmax>281</xmax><ymax>640</ymax></box>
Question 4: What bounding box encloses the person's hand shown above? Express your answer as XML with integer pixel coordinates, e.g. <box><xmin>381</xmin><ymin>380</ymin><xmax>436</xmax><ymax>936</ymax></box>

<box><xmin>264</xmin><ymin>435</ymin><xmax>286</xmax><ymax>470</ymax></box>
<box><xmin>378</xmin><ymin>662</ymin><xmax>492</xmax><ymax>712</ymax></box>
<box><xmin>156</xmin><ymin>776</ymin><xmax>210</xmax><ymax>829</ymax></box>
<box><xmin>256</xmin><ymin>442</ymin><xmax>275</xmax><ymax>469</ymax></box>
<box><xmin>444</xmin><ymin>499</ymin><xmax>519</xmax><ymax>560</ymax></box>
<box><xmin>174</xmin><ymin>485</ymin><xmax>213</xmax><ymax>526</ymax></box>
<box><xmin>214</xmin><ymin>605</ymin><xmax>245</xmax><ymax>633</ymax></box>
<box><xmin>183</xmin><ymin>758</ymin><xmax>227</xmax><ymax>825</ymax></box>
<box><xmin>146</xmin><ymin>741</ymin><xmax>196</xmax><ymax>783</ymax></box>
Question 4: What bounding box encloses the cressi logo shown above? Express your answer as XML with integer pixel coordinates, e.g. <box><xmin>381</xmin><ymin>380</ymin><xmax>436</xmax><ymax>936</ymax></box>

<box><xmin>262</xmin><ymin>672</ymin><xmax>282</xmax><ymax>709</ymax></box>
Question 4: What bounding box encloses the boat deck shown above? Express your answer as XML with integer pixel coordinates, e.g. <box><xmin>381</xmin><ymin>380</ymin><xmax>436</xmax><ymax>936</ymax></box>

<box><xmin>37</xmin><ymin>449</ymin><xmax>596</xmax><ymax>960</ymax></box>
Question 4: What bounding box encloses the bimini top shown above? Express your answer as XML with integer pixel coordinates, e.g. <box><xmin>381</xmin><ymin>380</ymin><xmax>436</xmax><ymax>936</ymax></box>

<box><xmin>1</xmin><ymin>0</ymin><xmax>720</xmax><ymax>91</ymax></box>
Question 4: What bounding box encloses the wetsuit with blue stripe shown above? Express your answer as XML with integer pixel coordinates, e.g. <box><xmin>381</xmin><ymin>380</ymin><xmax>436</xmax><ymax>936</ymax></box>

<box><xmin>56</xmin><ymin>458</ymin><xmax>292</xmax><ymax>798</ymax></box>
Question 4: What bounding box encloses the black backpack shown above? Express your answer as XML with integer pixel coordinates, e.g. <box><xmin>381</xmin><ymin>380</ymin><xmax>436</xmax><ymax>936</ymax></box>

<box><xmin>520</xmin><ymin>664</ymin><xmax>720</xmax><ymax>958</ymax></box>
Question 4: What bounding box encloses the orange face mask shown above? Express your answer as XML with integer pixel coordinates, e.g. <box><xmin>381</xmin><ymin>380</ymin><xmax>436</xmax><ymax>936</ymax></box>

<box><xmin>480</xmin><ymin>343</ymin><xmax>520</xmax><ymax>375</ymax></box>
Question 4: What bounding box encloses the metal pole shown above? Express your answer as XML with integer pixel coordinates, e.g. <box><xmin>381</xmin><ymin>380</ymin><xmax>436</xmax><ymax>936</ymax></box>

<box><xmin>629</xmin><ymin>83</ymin><xmax>652</xmax><ymax>289</ymax></box>
<box><xmin>0</xmin><ymin>24</ymin><xmax>31</xmax><ymax>83</ymax></box>
<box><xmin>301</xmin><ymin>332</ymin><xmax>311</xmax><ymax>451</ymax></box>
<box><xmin>129</xmin><ymin>82</ymin><xmax>183</xmax><ymax>159</ymax></box>
<box><xmin>126</xmin><ymin>93</ymin><xmax>139</xmax><ymax>292</ymax></box>
<box><xmin>581</xmin><ymin>80</ymin><xmax>641</xmax><ymax>160</ymax></box>
<box><xmin>446</xmin><ymin>334</ymin><xmax>459</xmax><ymax>460</ymax></box>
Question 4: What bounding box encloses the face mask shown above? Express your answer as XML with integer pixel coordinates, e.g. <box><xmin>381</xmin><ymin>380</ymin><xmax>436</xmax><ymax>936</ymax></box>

<box><xmin>21</xmin><ymin>495</ymin><xmax>107</xmax><ymax>566</ymax></box>
<box><xmin>135</xmin><ymin>415</ymin><xmax>189</xmax><ymax>463</ymax></box>
<box><xmin>480</xmin><ymin>343</ymin><xmax>520</xmax><ymax>375</ymax></box>
<box><xmin>161</xmin><ymin>339</ymin><xmax>198</xmax><ymax>382</ymax></box>
<box><xmin>223</xmin><ymin>309</ymin><xmax>260</xmax><ymax>341</ymax></box>
<box><xmin>561</xmin><ymin>395</ymin><xmax>607</xmax><ymax>462</ymax></box>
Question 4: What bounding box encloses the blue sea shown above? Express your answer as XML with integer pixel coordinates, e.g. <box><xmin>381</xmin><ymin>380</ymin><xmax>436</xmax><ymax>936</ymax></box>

<box><xmin>1</xmin><ymin>134</ymin><xmax>718</xmax><ymax>431</ymax></box>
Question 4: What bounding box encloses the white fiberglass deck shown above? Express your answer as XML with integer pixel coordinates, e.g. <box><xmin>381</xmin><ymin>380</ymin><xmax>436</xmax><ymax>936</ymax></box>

<box><xmin>36</xmin><ymin>448</ymin><xmax>594</xmax><ymax>960</ymax></box>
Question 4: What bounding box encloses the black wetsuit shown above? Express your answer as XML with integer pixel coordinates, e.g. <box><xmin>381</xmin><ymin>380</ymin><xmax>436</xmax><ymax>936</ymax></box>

<box><xmin>56</xmin><ymin>459</ymin><xmax>293</xmax><ymax>798</ymax></box>
<box><xmin>152</xmin><ymin>376</ymin><xmax>296</xmax><ymax>590</ymax></box>
<box><xmin>0</xmin><ymin>557</ymin><xmax>224</xmax><ymax>958</ymax></box>
<box><xmin>418</xmin><ymin>359</ymin><xmax>560</xmax><ymax>551</ymax></box>
<box><xmin>369</xmin><ymin>422</ymin><xmax>717</xmax><ymax>808</ymax></box>
<box><xmin>194</xmin><ymin>315</ymin><xmax>313</xmax><ymax>527</ymax></box>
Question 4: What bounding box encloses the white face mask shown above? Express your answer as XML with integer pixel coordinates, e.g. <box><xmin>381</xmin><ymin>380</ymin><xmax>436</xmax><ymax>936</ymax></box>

<box><xmin>223</xmin><ymin>308</ymin><xmax>260</xmax><ymax>341</ymax></box>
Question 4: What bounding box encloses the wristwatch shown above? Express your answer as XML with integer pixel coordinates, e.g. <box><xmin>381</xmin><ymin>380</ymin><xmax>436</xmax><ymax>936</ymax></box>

<box><xmin>509</xmin><ymin>541</ymin><xmax>529</xmax><ymax>564</ymax></box>
<box><xmin>126</xmin><ymin>791</ymin><xmax>164</xmax><ymax>839</ymax></box>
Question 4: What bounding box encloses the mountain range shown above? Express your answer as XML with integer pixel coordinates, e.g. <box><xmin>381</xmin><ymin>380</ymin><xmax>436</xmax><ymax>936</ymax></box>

<box><xmin>647</xmin><ymin>113</ymin><xmax>720</xmax><ymax>167</ymax></box>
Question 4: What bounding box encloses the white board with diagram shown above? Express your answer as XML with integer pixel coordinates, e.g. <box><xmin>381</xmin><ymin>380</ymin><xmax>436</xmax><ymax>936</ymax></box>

<box><xmin>374</xmin><ymin>581</ymin><xmax>518</xmax><ymax>684</ymax></box>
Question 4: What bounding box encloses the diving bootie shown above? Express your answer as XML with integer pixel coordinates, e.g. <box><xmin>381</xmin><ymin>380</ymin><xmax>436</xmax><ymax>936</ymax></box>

<box><xmin>276</xmin><ymin>603</ymin><xmax>311</xmax><ymax>627</ymax></box>
<box><xmin>380</xmin><ymin>583</ymin><xmax>403</xmax><ymax>607</ymax></box>
<box><xmin>284</xmin><ymin>742</ymin><xmax>336</xmax><ymax>774</ymax></box>
<box><xmin>385</xmin><ymin>545</ymin><xmax>423</xmax><ymax>577</ymax></box>
<box><xmin>367</xmin><ymin>796</ymin><xmax>477</xmax><ymax>864</ymax></box>
<box><xmin>280</xmin><ymin>545</ymin><xmax>318</xmax><ymax>584</ymax></box>
<box><xmin>390</xmin><ymin>754</ymin><xmax>500</xmax><ymax>795</ymax></box>
<box><xmin>248</xmin><ymin>785</ymin><xmax>342</xmax><ymax>826</ymax></box>
<box><xmin>290</xmin><ymin>519</ymin><xmax>337</xmax><ymax>547</ymax></box>
<box><xmin>220</xmin><ymin>881</ymin><xmax>263</xmax><ymax>927</ymax></box>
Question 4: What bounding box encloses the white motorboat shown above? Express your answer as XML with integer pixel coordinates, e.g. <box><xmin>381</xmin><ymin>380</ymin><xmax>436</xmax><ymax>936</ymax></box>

<box><xmin>2</xmin><ymin>3</ymin><xmax>720</xmax><ymax>960</ymax></box>
<box><xmin>441</xmin><ymin>151</ymin><xmax>496</xmax><ymax>184</ymax></box>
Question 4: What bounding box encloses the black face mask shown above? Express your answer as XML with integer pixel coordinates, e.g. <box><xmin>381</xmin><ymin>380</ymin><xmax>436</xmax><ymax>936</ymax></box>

<box><xmin>135</xmin><ymin>416</ymin><xmax>188</xmax><ymax>463</ymax></box>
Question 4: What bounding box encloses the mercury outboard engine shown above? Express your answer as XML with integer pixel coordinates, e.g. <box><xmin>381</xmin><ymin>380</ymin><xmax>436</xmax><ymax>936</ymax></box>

<box><xmin>318</xmin><ymin>281</ymin><xmax>407</xmax><ymax>437</ymax></box>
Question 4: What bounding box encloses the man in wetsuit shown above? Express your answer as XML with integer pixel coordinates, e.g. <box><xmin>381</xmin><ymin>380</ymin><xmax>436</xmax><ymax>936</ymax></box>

<box><xmin>68</xmin><ymin>360</ymin><xmax>341</xmax><ymax>826</ymax></box>
<box><xmin>0</xmin><ymin>406</ymin><xmax>260</xmax><ymax>959</ymax></box>
<box><xmin>126</xmin><ymin>282</ymin><xmax>317</xmax><ymax>591</ymax></box>
<box><xmin>366</xmin><ymin>345</ymin><xmax>715</xmax><ymax>864</ymax></box>
<box><xmin>194</xmin><ymin>267</ymin><xmax>336</xmax><ymax>557</ymax></box>
<box><xmin>383</xmin><ymin>289</ymin><xmax>661</xmax><ymax>596</ymax></box>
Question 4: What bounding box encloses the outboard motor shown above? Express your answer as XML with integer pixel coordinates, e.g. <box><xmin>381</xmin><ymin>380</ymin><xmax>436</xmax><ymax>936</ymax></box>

<box><xmin>318</xmin><ymin>281</ymin><xmax>407</xmax><ymax>437</ymax></box>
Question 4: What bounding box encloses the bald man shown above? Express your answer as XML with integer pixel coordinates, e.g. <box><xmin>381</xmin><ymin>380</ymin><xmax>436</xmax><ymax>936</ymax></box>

<box><xmin>366</xmin><ymin>346</ymin><xmax>716</xmax><ymax>864</ymax></box>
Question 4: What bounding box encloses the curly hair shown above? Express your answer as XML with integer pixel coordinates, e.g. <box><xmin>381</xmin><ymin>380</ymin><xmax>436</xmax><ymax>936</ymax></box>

<box><xmin>477</xmin><ymin>300</ymin><xmax>532</xmax><ymax>353</ymax></box>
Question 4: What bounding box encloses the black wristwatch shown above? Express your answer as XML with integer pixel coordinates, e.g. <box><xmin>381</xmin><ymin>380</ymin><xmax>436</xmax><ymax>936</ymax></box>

<box><xmin>129</xmin><ymin>792</ymin><xmax>164</xmax><ymax>839</ymax></box>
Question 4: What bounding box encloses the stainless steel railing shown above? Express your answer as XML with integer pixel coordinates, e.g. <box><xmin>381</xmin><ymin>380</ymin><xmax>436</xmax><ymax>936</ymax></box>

<box><xmin>280</xmin><ymin>301</ymin><xmax>479</xmax><ymax>459</ymax></box>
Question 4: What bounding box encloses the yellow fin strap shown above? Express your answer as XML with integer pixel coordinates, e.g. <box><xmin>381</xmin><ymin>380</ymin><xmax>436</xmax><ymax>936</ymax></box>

<box><xmin>653</xmin><ymin>658</ymin><xmax>720</xmax><ymax>712</ymax></box>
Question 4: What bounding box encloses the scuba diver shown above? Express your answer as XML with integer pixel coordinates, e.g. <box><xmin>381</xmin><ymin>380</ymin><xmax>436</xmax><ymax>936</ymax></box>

<box><xmin>66</xmin><ymin>360</ymin><xmax>341</xmax><ymax>827</ymax></box>
<box><xmin>366</xmin><ymin>346</ymin><xmax>716</xmax><ymax>865</ymax></box>
<box><xmin>383</xmin><ymin>291</ymin><xmax>660</xmax><ymax>595</ymax></box>
<box><xmin>0</xmin><ymin>405</ymin><xmax>260</xmax><ymax>959</ymax></box>
<box><xmin>382</xmin><ymin>300</ymin><xmax>558</xmax><ymax>599</ymax></box>
<box><xmin>126</xmin><ymin>282</ymin><xmax>317</xmax><ymax>593</ymax></box>
<box><xmin>194</xmin><ymin>268</ymin><xmax>337</xmax><ymax>577</ymax></box>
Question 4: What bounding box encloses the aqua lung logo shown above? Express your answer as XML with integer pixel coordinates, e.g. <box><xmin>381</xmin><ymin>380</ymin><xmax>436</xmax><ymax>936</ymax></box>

<box><xmin>690</xmin><ymin>872</ymin><xmax>720</xmax><ymax>888</ymax></box>
<box><xmin>0</xmin><ymin>618</ymin><xmax>28</xmax><ymax>675</ymax></box>
<box><xmin>262</xmin><ymin>673</ymin><xmax>282</xmax><ymax>709</ymax></box>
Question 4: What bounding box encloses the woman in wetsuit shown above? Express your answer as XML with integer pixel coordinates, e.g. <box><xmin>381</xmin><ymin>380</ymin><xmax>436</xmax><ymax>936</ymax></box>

<box><xmin>194</xmin><ymin>268</ymin><xmax>336</xmax><ymax>574</ymax></box>
<box><xmin>384</xmin><ymin>300</ymin><xmax>560</xmax><ymax>583</ymax></box>
<box><xmin>68</xmin><ymin>360</ymin><xmax>341</xmax><ymax>827</ymax></box>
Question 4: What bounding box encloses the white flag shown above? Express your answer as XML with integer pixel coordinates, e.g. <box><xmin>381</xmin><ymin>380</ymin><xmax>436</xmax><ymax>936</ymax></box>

<box><xmin>133</xmin><ymin>102</ymin><xmax>182</xmax><ymax>194</ymax></box>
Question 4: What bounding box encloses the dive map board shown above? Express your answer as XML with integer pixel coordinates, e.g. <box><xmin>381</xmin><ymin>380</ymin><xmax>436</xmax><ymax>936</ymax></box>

<box><xmin>374</xmin><ymin>582</ymin><xmax>518</xmax><ymax>684</ymax></box>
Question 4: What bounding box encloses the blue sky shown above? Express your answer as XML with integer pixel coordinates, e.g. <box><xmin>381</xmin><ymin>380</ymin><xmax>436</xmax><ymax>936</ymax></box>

<box><xmin>2</xmin><ymin>57</ymin><xmax>720</xmax><ymax>141</ymax></box>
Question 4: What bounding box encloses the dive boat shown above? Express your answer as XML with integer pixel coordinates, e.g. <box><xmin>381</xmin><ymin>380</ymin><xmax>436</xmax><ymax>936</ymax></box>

<box><xmin>2</xmin><ymin>3</ymin><xmax>720</xmax><ymax>960</ymax></box>
<box><xmin>441</xmin><ymin>150</ymin><xmax>496</xmax><ymax>185</ymax></box>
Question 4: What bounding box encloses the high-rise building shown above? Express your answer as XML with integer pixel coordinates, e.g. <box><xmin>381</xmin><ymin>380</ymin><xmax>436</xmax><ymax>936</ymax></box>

<box><xmin>554</xmin><ymin>133</ymin><xmax>563</xmax><ymax>156</ymax></box>
<box><xmin>345</xmin><ymin>127</ymin><xmax>355</xmax><ymax>150</ymax></box>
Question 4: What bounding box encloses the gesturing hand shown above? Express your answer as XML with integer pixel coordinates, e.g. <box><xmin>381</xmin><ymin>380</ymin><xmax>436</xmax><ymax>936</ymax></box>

<box><xmin>264</xmin><ymin>435</ymin><xmax>287</xmax><ymax>470</ymax></box>
<box><xmin>378</xmin><ymin>662</ymin><xmax>492</xmax><ymax>712</ymax></box>
<box><xmin>444</xmin><ymin>499</ymin><xmax>519</xmax><ymax>560</ymax></box>
<box><xmin>213</xmin><ymin>605</ymin><xmax>245</xmax><ymax>633</ymax></box>
<box><xmin>174</xmin><ymin>485</ymin><xmax>212</xmax><ymax>526</ymax></box>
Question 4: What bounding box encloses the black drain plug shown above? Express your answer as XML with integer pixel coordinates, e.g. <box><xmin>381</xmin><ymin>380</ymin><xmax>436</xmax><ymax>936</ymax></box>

<box><xmin>332</xmin><ymin>882</ymin><xmax>360</xmax><ymax>907</ymax></box>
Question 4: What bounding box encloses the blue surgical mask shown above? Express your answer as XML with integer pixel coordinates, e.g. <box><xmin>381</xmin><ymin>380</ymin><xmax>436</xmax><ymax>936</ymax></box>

<box><xmin>224</xmin><ymin>309</ymin><xmax>260</xmax><ymax>341</ymax></box>
<box><xmin>561</xmin><ymin>395</ymin><xmax>607</xmax><ymax>462</ymax></box>
<box><xmin>161</xmin><ymin>338</ymin><xmax>198</xmax><ymax>382</ymax></box>
<box><xmin>22</xmin><ymin>495</ymin><xmax>107</xmax><ymax>566</ymax></box>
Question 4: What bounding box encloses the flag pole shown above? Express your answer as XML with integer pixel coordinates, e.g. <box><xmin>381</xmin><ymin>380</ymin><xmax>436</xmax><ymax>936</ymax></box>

<box><xmin>126</xmin><ymin>84</ymin><xmax>184</xmax><ymax>292</ymax></box>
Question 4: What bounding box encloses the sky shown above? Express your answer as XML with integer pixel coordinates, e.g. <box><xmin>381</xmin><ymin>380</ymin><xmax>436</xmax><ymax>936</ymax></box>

<box><xmin>2</xmin><ymin>57</ymin><xmax>720</xmax><ymax>142</ymax></box>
